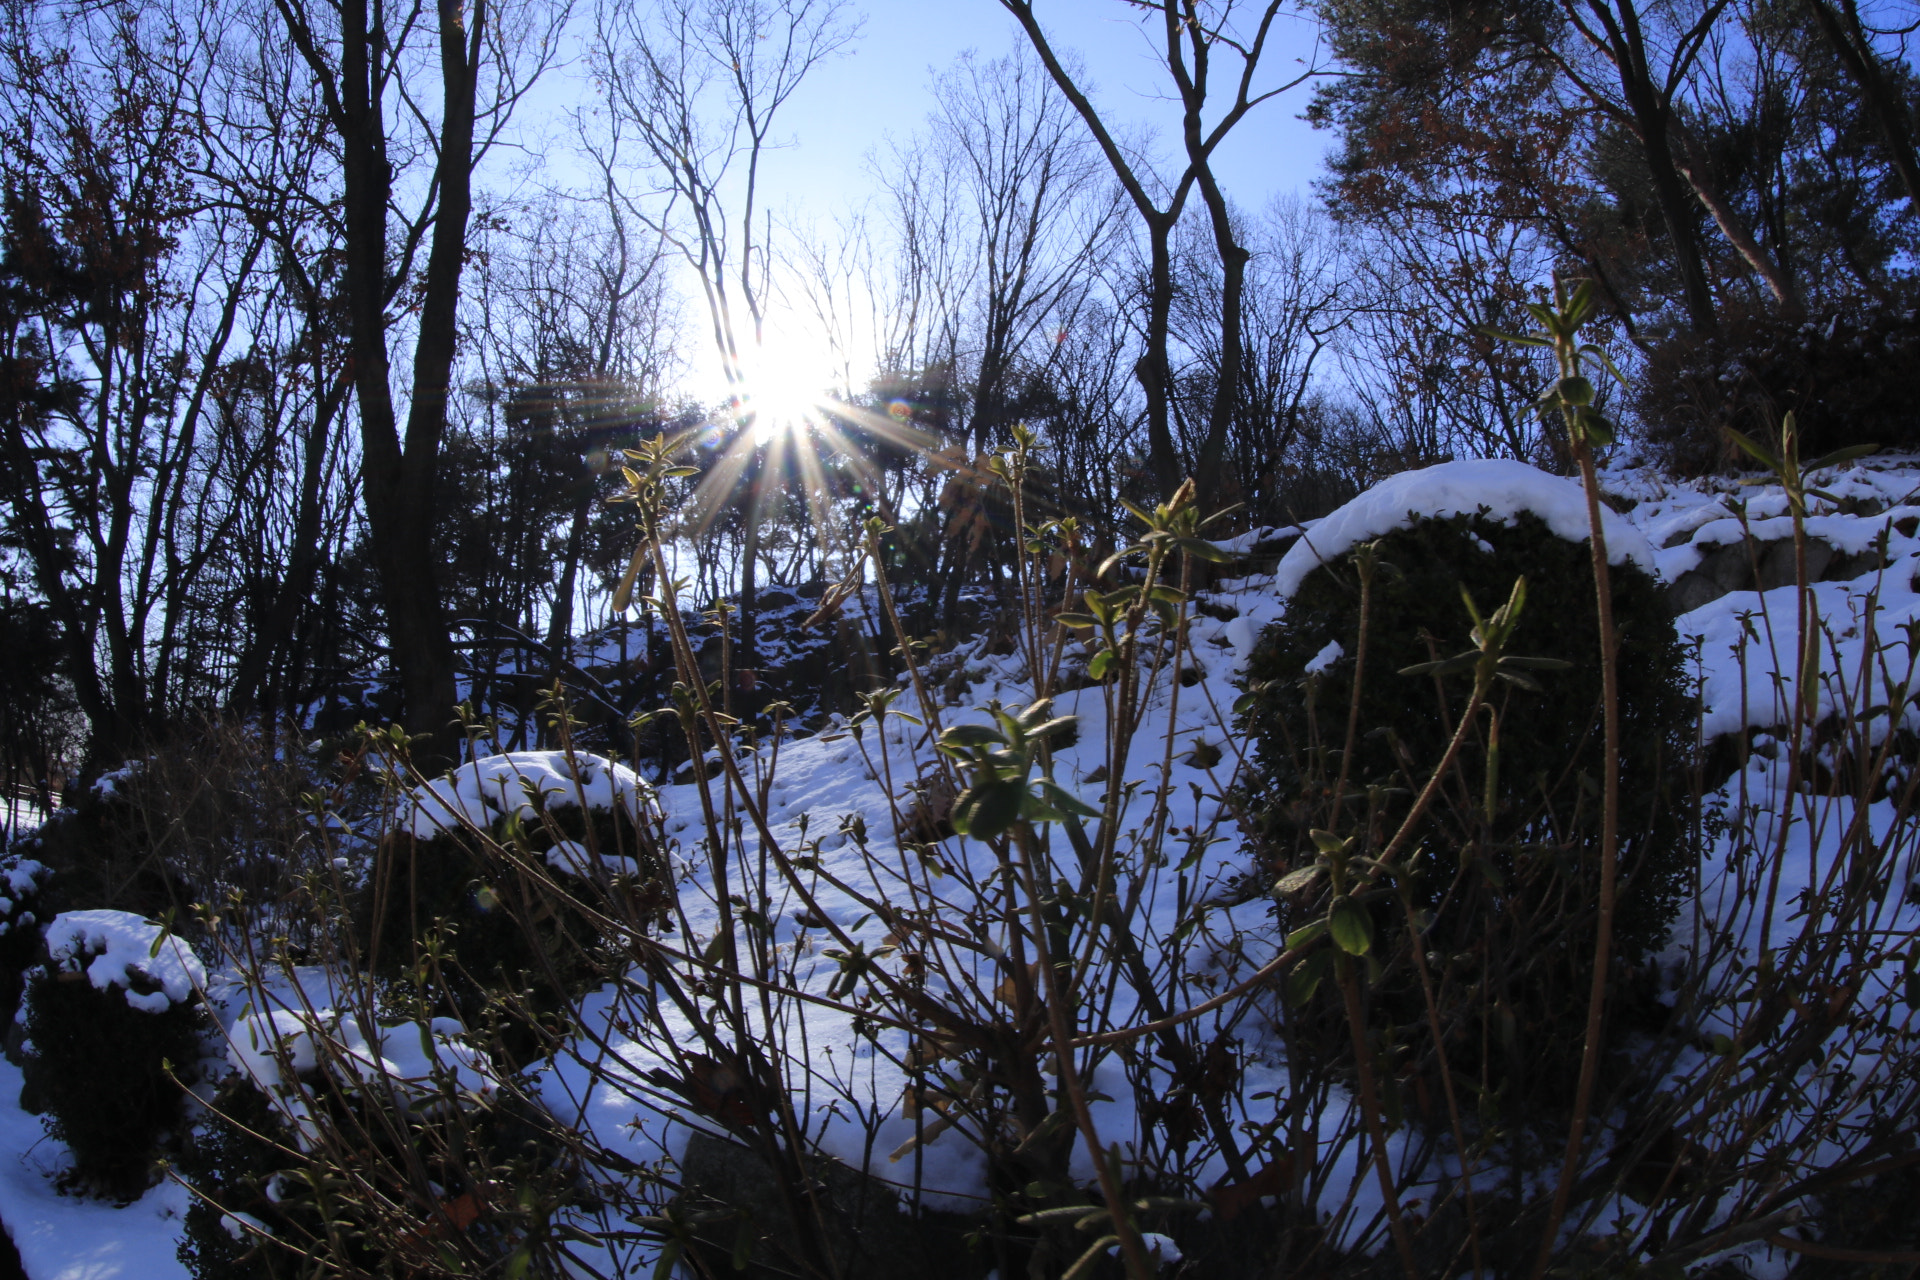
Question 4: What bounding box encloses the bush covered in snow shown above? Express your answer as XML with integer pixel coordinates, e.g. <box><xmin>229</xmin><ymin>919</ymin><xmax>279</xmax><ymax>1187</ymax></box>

<box><xmin>0</xmin><ymin>853</ymin><xmax>50</xmax><ymax>1023</ymax></box>
<box><xmin>179</xmin><ymin>1004</ymin><xmax>584</xmax><ymax>1279</ymax></box>
<box><xmin>21</xmin><ymin>909</ymin><xmax>209</xmax><ymax>1196</ymax></box>
<box><xmin>360</xmin><ymin>752</ymin><xmax>671</xmax><ymax>1062</ymax></box>
<box><xmin>1240</xmin><ymin>476</ymin><xmax>1694</xmax><ymax>1108</ymax></box>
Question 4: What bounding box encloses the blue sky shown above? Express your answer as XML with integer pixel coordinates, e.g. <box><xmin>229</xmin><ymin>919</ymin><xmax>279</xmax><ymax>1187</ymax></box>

<box><xmin>521</xmin><ymin>1</ymin><xmax>1337</xmax><ymax>401</ymax></box>
<box><xmin>755</xmin><ymin>0</ymin><xmax>1333</xmax><ymax>223</ymax></box>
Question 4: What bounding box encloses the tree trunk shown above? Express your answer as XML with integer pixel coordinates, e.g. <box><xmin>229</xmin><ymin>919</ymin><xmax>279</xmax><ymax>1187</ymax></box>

<box><xmin>293</xmin><ymin>0</ymin><xmax>481</xmax><ymax>763</ymax></box>
<box><xmin>1139</xmin><ymin>215</ymin><xmax>1184</xmax><ymax>494</ymax></box>
<box><xmin>1192</xmin><ymin>166</ymin><xmax>1251</xmax><ymax>497</ymax></box>
<box><xmin>1672</xmin><ymin>124</ymin><xmax>1805</xmax><ymax>316</ymax></box>
<box><xmin>1612</xmin><ymin>6</ymin><xmax>1719</xmax><ymax>333</ymax></box>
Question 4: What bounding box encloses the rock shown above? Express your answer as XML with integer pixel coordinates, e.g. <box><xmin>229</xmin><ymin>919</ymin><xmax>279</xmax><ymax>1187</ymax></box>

<box><xmin>1825</xmin><ymin>545</ymin><xmax>1889</xmax><ymax>583</ymax></box>
<box><xmin>1757</xmin><ymin>537</ymin><xmax>1830</xmax><ymax>591</ymax></box>
<box><xmin>1668</xmin><ymin>535</ymin><xmax>1887</xmax><ymax>613</ymax></box>
<box><xmin>758</xmin><ymin>591</ymin><xmax>797</xmax><ymax>610</ymax></box>
<box><xmin>1669</xmin><ymin>542</ymin><xmax>1755</xmax><ymax>615</ymax></box>
<box><xmin>677</xmin><ymin>1130</ymin><xmax>980</xmax><ymax>1279</ymax></box>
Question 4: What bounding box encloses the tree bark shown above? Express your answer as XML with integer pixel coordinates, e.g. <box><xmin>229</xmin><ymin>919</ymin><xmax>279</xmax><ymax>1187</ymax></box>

<box><xmin>1620</xmin><ymin>74</ymin><xmax>1719</xmax><ymax>332</ymax></box>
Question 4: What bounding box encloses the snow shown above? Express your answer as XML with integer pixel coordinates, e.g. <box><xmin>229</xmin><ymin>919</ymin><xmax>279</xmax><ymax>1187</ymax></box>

<box><xmin>1110</xmin><ymin>1231</ymin><xmax>1183</xmax><ymax>1265</ymax></box>
<box><xmin>44</xmin><ymin>911</ymin><xmax>205</xmax><ymax>1015</ymax></box>
<box><xmin>1272</xmin><ymin>458</ymin><xmax>1656</xmax><ymax>599</ymax></box>
<box><xmin>226</xmin><ymin>1007</ymin><xmax>497</xmax><ymax>1147</ymax></box>
<box><xmin>398</xmin><ymin>750</ymin><xmax>656</xmax><ymax>839</ymax></box>
<box><xmin>0</xmin><ymin>1058</ymin><xmax>190</xmax><ymax>1279</ymax></box>
<box><xmin>1303</xmin><ymin>638</ymin><xmax>1344</xmax><ymax>674</ymax></box>
<box><xmin>0</xmin><ymin>859</ymin><xmax>47</xmax><ymax>938</ymax></box>
<box><xmin>10</xmin><ymin>451</ymin><xmax>1920</xmax><ymax>1276</ymax></box>
<box><xmin>544</xmin><ymin>838</ymin><xmax>642</xmax><ymax>878</ymax></box>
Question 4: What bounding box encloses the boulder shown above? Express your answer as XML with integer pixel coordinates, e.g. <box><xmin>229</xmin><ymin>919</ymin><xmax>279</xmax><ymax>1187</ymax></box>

<box><xmin>1668</xmin><ymin>535</ymin><xmax>1883</xmax><ymax>615</ymax></box>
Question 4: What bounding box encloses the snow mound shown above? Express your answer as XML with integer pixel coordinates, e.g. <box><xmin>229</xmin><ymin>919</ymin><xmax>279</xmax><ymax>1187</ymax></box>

<box><xmin>398</xmin><ymin>751</ymin><xmax>657</xmax><ymax>839</ymax></box>
<box><xmin>228</xmin><ymin>1008</ymin><xmax>497</xmax><ymax>1145</ymax></box>
<box><xmin>45</xmin><ymin>909</ymin><xmax>206</xmax><ymax>1014</ymax></box>
<box><xmin>1273</xmin><ymin>459</ymin><xmax>1657</xmax><ymax>599</ymax></box>
<box><xmin>228</xmin><ymin>1009</ymin><xmax>494</xmax><ymax>1096</ymax></box>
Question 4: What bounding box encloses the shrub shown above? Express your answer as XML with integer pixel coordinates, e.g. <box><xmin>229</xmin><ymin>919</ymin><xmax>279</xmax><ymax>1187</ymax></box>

<box><xmin>22</xmin><ymin>909</ymin><xmax>209</xmax><ymax>1196</ymax></box>
<box><xmin>179</xmin><ymin>1006</ymin><xmax>586</xmax><ymax>1279</ymax></box>
<box><xmin>1239</xmin><ymin>497</ymin><xmax>1694</xmax><ymax>1109</ymax></box>
<box><xmin>1635</xmin><ymin>296</ymin><xmax>1920</xmax><ymax>474</ymax></box>
<box><xmin>0</xmin><ymin>854</ymin><xmax>50</xmax><ymax>1027</ymax></box>
<box><xmin>361</xmin><ymin>752</ymin><xmax>671</xmax><ymax>1061</ymax></box>
<box><xmin>23</xmin><ymin>720</ymin><xmax>331</xmax><ymax>941</ymax></box>
<box><xmin>175</xmin><ymin>1076</ymin><xmax>299</xmax><ymax>1280</ymax></box>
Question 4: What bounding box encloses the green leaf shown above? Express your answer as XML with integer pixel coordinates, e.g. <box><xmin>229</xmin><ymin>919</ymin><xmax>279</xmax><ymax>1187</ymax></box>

<box><xmin>1803</xmin><ymin>442</ymin><xmax>1879</xmax><ymax>472</ymax></box>
<box><xmin>952</xmin><ymin>779</ymin><xmax>1025</xmax><ymax>839</ymax></box>
<box><xmin>1399</xmin><ymin>653</ymin><xmax>1478</xmax><ymax>679</ymax></box>
<box><xmin>1576</xmin><ymin>407</ymin><xmax>1615</xmax><ymax>447</ymax></box>
<box><xmin>1286</xmin><ymin>919</ymin><xmax>1328</xmax><ymax>950</ymax></box>
<box><xmin>611</xmin><ymin>541</ymin><xmax>648</xmax><ymax>613</ymax></box>
<box><xmin>1273</xmin><ymin>865</ymin><xmax>1324</xmax><ymax>896</ymax></box>
<box><xmin>1477</xmin><ymin>325</ymin><xmax>1551</xmax><ymax>348</ymax></box>
<box><xmin>1025</xmin><ymin>715</ymin><xmax>1080</xmax><ymax>742</ymax></box>
<box><xmin>732</xmin><ymin>1214</ymin><xmax>756</xmax><ymax>1271</ymax></box>
<box><xmin>1328</xmin><ymin>896</ymin><xmax>1374</xmax><ymax>955</ymax></box>
<box><xmin>1172</xmin><ymin>536</ymin><xmax>1233</xmax><ymax>562</ymax></box>
<box><xmin>1054</xmin><ymin>612</ymin><xmax>1099</xmax><ymax>631</ymax></box>
<box><xmin>1034</xmin><ymin>778</ymin><xmax>1101</xmax><ymax>819</ymax></box>
<box><xmin>1309</xmin><ymin>828</ymin><xmax>1346</xmax><ymax>856</ymax></box>
<box><xmin>1725</xmin><ymin>428</ymin><xmax>1783</xmax><ymax>473</ymax></box>
<box><xmin>1286</xmin><ymin>949</ymin><xmax>1331</xmax><ymax>1004</ymax></box>
<box><xmin>1088</xmin><ymin>650</ymin><xmax>1115</xmax><ymax>681</ymax></box>
<box><xmin>940</xmin><ymin>724</ymin><xmax>1005</xmax><ymax>749</ymax></box>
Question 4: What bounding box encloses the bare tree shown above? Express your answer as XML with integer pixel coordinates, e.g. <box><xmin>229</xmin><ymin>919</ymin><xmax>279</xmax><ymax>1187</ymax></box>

<box><xmin>1170</xmin><ymin>194</ymin><xmax>1350</xmax><ymax>515</ymax></box>
<box><xmin>465</xmin><ymin>193</ymin><xmax>685</xmax><ymax>693</ymax></box>
<box><xmin>590</xmin><ymin>0</ymin><xmax>858</xmax><ymax>673</ymax></box>
<box><xmin>272</xmin><ymin>0</ymin><xmax>565</xmax><ymax>756</ymax></box>
<box><xmin>0</xmin><ymin>1</ymin><xmax>287</xmax><ymax>766</ymax></box>
<box><xmin>999</xmin><ymin>0</ymin><xmax>1317</xmax><ymax>497</ymax></box>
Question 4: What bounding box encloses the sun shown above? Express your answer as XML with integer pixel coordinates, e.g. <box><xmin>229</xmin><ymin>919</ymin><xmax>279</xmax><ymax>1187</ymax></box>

<box><xmin>738</xmin><ymin>336</ymin><xmax>833</xmax><ymax>443</ymax></box>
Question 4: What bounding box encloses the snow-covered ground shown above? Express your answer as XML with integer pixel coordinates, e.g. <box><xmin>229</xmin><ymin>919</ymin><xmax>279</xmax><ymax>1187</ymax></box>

<box><xmin>6</xmin><ymin>454</ymin><xmax>1920</xmax><ymax>1276</ymax></box>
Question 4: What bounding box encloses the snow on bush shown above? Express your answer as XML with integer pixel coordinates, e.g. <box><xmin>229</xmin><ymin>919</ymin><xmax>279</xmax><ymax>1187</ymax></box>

<box><xmin>1271</xmin><ymin>458</ymin><xmax>1657</xmax><ymax>599</ymax></box>
<box><xmin>46</xmin><ymin>908</ymin><xmax>206</xmax><ymax>1013</ymax></box>
<box><xmin>397</xmin><ymin>750</ymin><xmax>656</xmax><ymax>840</ymax></box>
<box><xmin>227</xmin><ymin>1007</ymin><xmax>497</xmax><ymax>1143</ymax></box>
<box><xmin>0</xmin><ymin>855</ymin><xmax>47</xmax><ymax>940</ymax></box>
